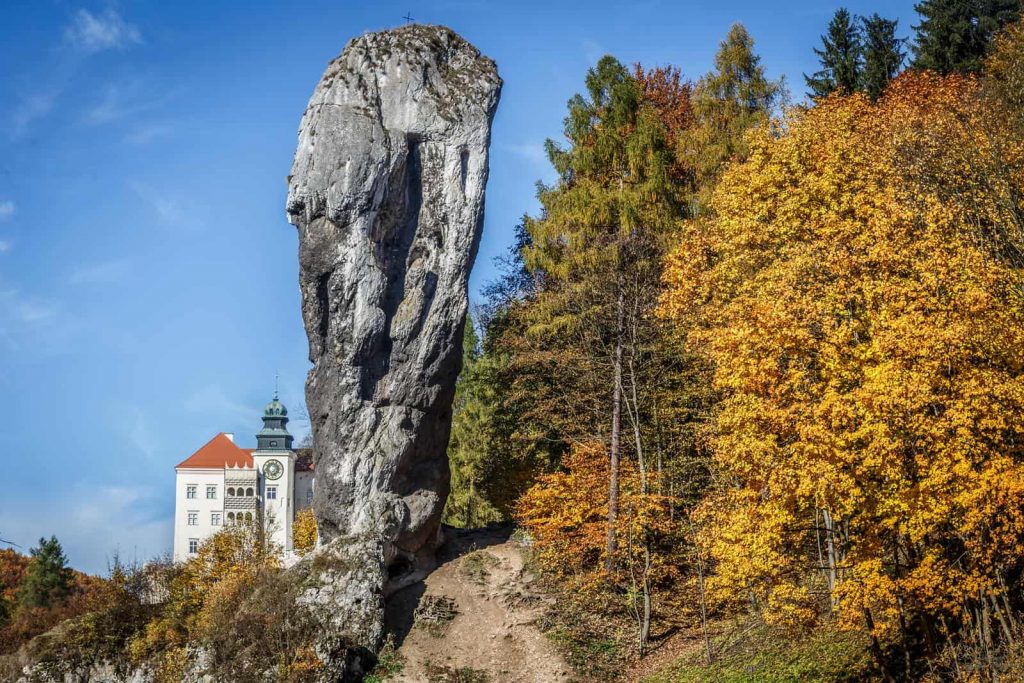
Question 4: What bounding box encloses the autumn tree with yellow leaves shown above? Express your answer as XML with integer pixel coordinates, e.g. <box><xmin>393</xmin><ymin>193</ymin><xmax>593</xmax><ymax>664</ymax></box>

<box><xmin>660</xmin><ymin>28</ymin><xmax>1024</xmax><ymax>676</ymax></box>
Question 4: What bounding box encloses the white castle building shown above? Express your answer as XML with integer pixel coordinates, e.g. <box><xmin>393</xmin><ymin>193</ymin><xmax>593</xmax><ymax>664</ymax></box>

<box><xmin>172</xmin><ymin>395</ymin><xmax>314</xmax><ymax>562</ymax></box>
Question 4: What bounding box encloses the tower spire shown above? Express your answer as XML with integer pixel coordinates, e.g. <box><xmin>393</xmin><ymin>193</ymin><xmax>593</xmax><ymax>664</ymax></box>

<box><xmin>274</xmin><ymin>373</ymin><xmax>279</xmax><ymax>400</ymax></box>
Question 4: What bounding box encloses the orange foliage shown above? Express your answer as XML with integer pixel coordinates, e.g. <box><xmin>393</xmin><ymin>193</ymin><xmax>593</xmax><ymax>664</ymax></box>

<box><xmin>517</xmin><ymin>443</ymin><xmax>686</xmax><ymax>604</ymax></box>
<box><xmin>661</xmin><ymin>70</ymin><xmax>1024</xmax><ymax>644</ymax></box>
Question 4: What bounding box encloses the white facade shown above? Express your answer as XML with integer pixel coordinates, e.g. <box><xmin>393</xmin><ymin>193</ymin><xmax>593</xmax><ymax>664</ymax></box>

<box><xmin>171</xmin><ymin>403</ymin><xmax>314</xmax><ymax>563</ymax></box>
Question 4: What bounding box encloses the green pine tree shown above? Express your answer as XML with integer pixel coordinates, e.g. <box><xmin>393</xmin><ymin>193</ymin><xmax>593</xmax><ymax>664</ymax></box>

<box><xmin>806</xmin><ymin>8</ymin><xmax>863</xmax><ymax>97</ymax></box>
<box><xmin>18</xmin><ymin>536</ymin><xmax>73</xmax><ymax>609</ymax></box>
<box><xmin>861</xmin><ymin>14</ymin><xmax>905</xmax><ymax>99</ymax></box>
<box><xmin>913</xmin><ymin>0</ymin><xmax>1021</xmax><ymax>73</ymax></box>
<box><xmin>443</xmin><ymin>313</ymin><xmax>504</xmax><ymax>528</ymax></box>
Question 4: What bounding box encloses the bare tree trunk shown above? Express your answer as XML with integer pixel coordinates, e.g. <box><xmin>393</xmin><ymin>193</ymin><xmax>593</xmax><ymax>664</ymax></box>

<box><xmin>641</xmin><ymin>543</ymin><xmax>652</xmax><ymax>652</ymax></box>
<box><xmin>694</xmin><ymin>531</ymin><xmax>713</xmax><ymax>665</ymax></box>
<box><xmin>606</xmin><ymin>287</ymin><xmax>624</xmax><ymax>571</ymax></box>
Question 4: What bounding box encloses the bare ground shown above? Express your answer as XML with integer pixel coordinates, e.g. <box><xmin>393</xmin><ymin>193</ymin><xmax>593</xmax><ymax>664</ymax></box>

<box><xmin>383</xmin><ymin>525</ymin><xmax>577</xmax><ymax>683</ymax></box>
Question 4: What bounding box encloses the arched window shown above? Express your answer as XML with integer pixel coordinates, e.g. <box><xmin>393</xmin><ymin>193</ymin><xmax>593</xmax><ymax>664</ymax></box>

<box><xmin>246</xmin><ymin>487</ymin><xmax>254</xmax><ymax>497</ymax></box>
<box><xmin>244</xmin><ymin>512</ymin><xmax>253</xmax><ymax>522</ymax></box>
<box><xmin>227</xmin><ymin>512</ymin><xmax>235</xmax><ymax>524</ymax></box>
<box><xmin>227</xmin><ymin>487</ymin><xmax>235</xmax><ymax>497</ymax></box>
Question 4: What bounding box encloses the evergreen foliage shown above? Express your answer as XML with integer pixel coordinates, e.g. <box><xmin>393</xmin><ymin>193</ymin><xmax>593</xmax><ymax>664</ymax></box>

<box><xmin>679</xmin><ymin>24</ymin><xmax>785</xmax><ymax>202</ymax></box>
<box><xmin>913</xmin><ymin>0</ymin><xmax>1021</xmax><ymax>73</ymax></box>
<box><xmin>861</xmin><ymin>14</ymin><xmax>905</xmax><ymax>99</ymax></box>
<box><xmin>805</xmin><ymin>8</ymin><xmax>863</xmax><ymax>97</ymax></box>
<box><xmin>443</xmin><ymin>314</ymin><xmax>504</xmax><ymax>528</ymax></box>
<box><xmin>18</xmin><ymin>536</ymin><xmax>72</xmax><ymax>609</ymax></box>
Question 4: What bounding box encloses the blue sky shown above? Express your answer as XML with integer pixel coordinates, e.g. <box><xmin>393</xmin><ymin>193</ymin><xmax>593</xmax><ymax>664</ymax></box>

<box><xmin>0</xmin><ymin>0</ymin><xmax>917</xmax><ymax>573</ymax></box>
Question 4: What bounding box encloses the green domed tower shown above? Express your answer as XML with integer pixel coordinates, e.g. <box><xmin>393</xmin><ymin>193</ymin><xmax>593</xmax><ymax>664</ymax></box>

<box><xmin>256</xmin><ymin>392</ymin><xmax>293</xmax><ymax>451</ymax></box>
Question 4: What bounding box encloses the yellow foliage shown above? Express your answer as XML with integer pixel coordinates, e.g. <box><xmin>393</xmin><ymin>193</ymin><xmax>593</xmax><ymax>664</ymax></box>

<box><xmin>292</xmin><ymin>508</ymin><xmax>318</xmax><ymax>557</ymax></box>
<box><xmin>660</xmin><ymin>70</ymin><xmax>1024</xmax><ymax>643</ymax></box>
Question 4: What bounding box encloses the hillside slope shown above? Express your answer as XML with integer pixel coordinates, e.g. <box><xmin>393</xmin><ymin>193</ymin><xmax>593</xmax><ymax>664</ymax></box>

<box><xmin>382</xmin><ymin>526</ymin><xmax>575</xmax><ymax>682</ymax></box>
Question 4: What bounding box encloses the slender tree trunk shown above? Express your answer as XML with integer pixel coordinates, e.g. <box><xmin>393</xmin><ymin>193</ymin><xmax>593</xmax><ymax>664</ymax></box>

<box><xmin>606</xmin><ymin>287</ymin><xmax>624</xmax><ymax>571</ymax></box>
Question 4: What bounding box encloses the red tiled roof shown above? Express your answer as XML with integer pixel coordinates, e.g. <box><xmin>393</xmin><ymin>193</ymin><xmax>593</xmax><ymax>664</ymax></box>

<box><xmin>176</xmin><ymin>433</ymin><xmax>255</xmax><ymax>469</ymax></box>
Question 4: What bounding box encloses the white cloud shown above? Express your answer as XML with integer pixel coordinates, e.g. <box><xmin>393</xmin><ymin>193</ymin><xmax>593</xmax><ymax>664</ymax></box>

<box><xmin>0</xmin><ymin>485</ymin><xmax>172</xmax><ymax>574</ymax></box>
<box><xmin>69</xmin><ymin>258</ymin><xmax>130</xmax><ymax>285</ymax></box>
<box><xmin>0</xmin><ymin>240</ymin><xmax>10</xmax><ymax>253</ymax></box>
<box><xmin>64</xmin><ymin>9</ymin><xmax>141</xmax><ymax>54</ymax></box>
<box><xmin>0</xmin><ymin>200</ymin><xmax>15</xmax><ymax>220</ymax></box>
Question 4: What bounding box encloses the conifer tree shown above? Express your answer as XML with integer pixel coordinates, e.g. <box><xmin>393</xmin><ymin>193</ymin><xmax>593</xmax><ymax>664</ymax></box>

<box><xmin>860</xmin><ymin>14</ymin><xmax>905</xmax><ymax>99</ymax></box>
<box><xmin>806</xmin><ymin>8</ymin><xmax>863</xmax><ymax>97</ymax></box>
<box><xmin>523</xmin><ymin>56</ymin><xmax>682</xmax><ymax>568</ymax></box>
<box><xmin>913</xmin><ymin>0</ymin><xmax>1021</xmax><ymax>73</ymax></box>
<box><xmin>444</xmin><ymin>313</ymin><xmax>503</xmax><ymax>528</ymax></box>
<box><xmin>17</xmin><ymin>536</ymin><xmax>72</xmax><ymax>609</ymax></box>
<box><xmin>680</xmin><ymin>24</ymin><xmax>785</xmax><ymax>199</ymax></box>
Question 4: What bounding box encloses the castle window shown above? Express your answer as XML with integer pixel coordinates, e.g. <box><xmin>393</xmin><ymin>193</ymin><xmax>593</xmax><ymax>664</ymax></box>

<box><xmin>188</xmin><ymin>539</ymin><xmax>199</xmax><ymax>554</ymax></box>
<box><xmin>266</xmin><ymin>486</ymin><xmax>278</xmax><ymax>500</ymax></box>
<box><xmin>187</xmin><ymin>511</ymin><xmax>198</xmax><ymax>526</ymax></box>
<box><xmin>211</xmin><ymin>512</ymin><xmax>222</xmax><ymax>526</ymax></box>
<box><xmin>244</xmin><ymin>512</ymin><xmax>253</xmax><ymax>522</ymax></box>
<box><xmin>186</xmin><ymin>485</ymin><xmax>197</xmax><ymax>499</ymax></box>
<box><xmin>246</xmin><ymin>487</ymin><xmax>254</xmax><ymax>496</ymax></box>
<box><xmin>227</xmin><ymin>487</ymin><xmax>235</xmax><ymax>497</ymax></box>
<box><xmin>227</xmin><ymin>512</ymin><xmax>235</xmax><ymax>524</ymax></box>
<box><xmin>206</xmin><ymin>485</ymin><xmax>216</xmax><ymax>499</ymax></box>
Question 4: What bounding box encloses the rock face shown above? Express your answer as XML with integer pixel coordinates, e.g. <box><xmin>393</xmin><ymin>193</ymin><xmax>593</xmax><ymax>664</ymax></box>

<box><xmin>286</xmin><ymin>23</ymin><xmax>500</xmax><ymax>602</ymax></box>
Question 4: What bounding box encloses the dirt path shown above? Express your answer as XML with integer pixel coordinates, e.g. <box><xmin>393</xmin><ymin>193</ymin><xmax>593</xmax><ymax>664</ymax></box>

<box><xmin>383</xmin><ymin>526</ymin><xmax>576</xmax><ymax>682</ymax></box>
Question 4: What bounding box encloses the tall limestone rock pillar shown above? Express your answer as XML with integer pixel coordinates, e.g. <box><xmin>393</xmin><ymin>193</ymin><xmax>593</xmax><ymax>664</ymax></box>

<box><xmin>286</xmin><ymin>20</ymin><xmax>500</xmax><ymax>621</ymax></box>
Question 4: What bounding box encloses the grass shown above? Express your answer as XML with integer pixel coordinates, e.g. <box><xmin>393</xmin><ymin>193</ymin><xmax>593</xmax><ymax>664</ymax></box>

<box><xmin>644</xmin><ymin>621</ymin><xmax>874</xmax><ymax>683</ymax></box>
<box><xmin>364</xmin><ymin>636</ymin><xmax>404</xmax><ymax>683</ymax></box>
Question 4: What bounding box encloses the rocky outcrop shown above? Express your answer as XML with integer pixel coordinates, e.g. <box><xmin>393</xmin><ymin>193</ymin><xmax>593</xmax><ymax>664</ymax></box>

<box><xmin>285</xmin><ymin>20</ymin><xmax>501</xmax><ymax>658</ymax></box>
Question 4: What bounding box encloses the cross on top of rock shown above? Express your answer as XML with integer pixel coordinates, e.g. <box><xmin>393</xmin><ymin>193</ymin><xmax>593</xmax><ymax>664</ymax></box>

<box><xmin>403</xmin><ymin>12</ymin><xmax>414</xmax><ymax>23</ymax></box>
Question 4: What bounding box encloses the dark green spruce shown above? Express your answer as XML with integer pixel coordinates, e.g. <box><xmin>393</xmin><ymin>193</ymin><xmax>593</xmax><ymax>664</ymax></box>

<box><xmin>17</xmin><ymin>536</ymin><xmax>73</xmax><ymax>609</ymax></box>
<box><xmin>861</xmin><ymin>14</ymin><xmax>905</xmax><ymax>99</ymax></box>
<box><xmin>913</xmin><ymin>0</ymin><xmax>1021</xmax><ymax>73</ymax></box>
<box><xmin>806</xmin><ymin>8</ymin><xmax>863</xmax><ymax>97</ymax></box>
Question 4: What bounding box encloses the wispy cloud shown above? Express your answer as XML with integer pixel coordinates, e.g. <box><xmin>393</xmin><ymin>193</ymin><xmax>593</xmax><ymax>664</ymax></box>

<box><xmin>124</xmin><ymin>407</ymin><xmax>160</xmax><ymax>463</ymax></box>
<box><xmin>83</xmin><ymin>82</ymin><xmax>170</xmax><ymax>127</ymax></box>
<box><xmin>69</xmin><ymin>258</ymin><xmax>130</xmax><ymax>285</ymax></box>
<box><xmin>0</xmin><ymin>287</ymin><xmax>59</xmax><ymax>350</ymax></box>
<box><xmin>64</xmin><ymin>9</ymin><xmax>142</xmax><ymax>54</ymax></box>
<box><xmin>123</xmin><ymin>122</ymin><xmax>173</xmax><ymax>145</ymax></box>
<box><xmin>127</xmin><ymin>180</ymin><xmax>190</xmax><ymax>226</ymax></box>
<box><xmin>502</xmin><ymin>142</ymin><xmax>548</xmax><ymax>166</ymax></box>
<box><xmin>0</xmin><ymin>240</ymin><xmax>11</xmax><ymax>254</ymax></box>
<box><xmin>7</xmin><ymin>88</ymin><xmax>61</xmax><ymax>138</ymax></box>
<box><xmin>185</xmin><ymin>384</ymin><xmax>261</xmax><ymax>426</ymax></box>
<box><xmin>0</xmin><ymin>200</ymin><xmax>13</xmax><ymax>220</ymax></box>
<box><xmin>582</xmin><ymin>39</ymin><xmax>606</xmax><ymax>65</ymax></box>
<box><xmin>0</xmin><ymin>484</ymin><xmax>172</xmax><ymax>573</ymax></box>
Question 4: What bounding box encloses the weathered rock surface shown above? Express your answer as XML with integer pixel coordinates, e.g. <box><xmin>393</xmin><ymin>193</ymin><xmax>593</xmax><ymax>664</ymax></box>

<box><xmin>285</xmin><ymin>19</ymin><xmax>501</xmax><ymax>656</ymax></box>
